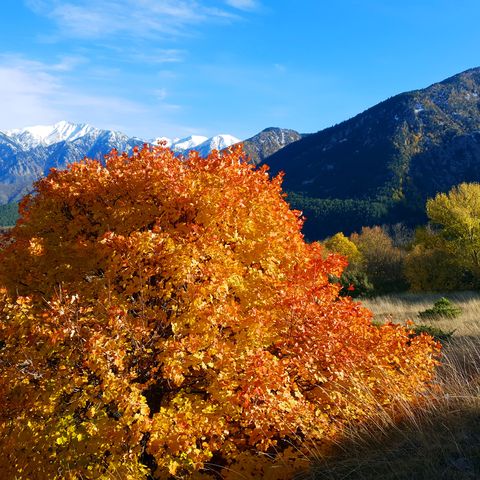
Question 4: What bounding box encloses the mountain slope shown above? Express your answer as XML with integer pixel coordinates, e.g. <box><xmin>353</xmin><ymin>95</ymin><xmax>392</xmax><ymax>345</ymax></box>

<box><xmin>241</xmin><ymin>127</ymin><xmax>303</xmax><ymax>165</ymax></box>
<box><xmin>264</xmin><ymin>67</ymin><xmax>480</xmax><ymax>238</ymax></box>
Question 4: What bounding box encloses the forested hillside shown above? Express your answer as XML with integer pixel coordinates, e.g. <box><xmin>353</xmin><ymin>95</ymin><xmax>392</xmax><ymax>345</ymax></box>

<box><xmin>266</xmin><ymin>67</ymin><xmax>480</xmax><ymax>238</ymax></box>
<box><xmin>0</xmin><ymin>203</ymin><xmax>18</xmax><ymax>227</ymax></box>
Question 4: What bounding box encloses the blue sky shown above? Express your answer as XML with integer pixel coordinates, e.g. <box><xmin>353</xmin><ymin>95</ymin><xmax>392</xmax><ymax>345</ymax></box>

<box><xmin>1</xmin><ymin>0</ymin><xmax>480</xmax><ymax>139</ymax></box>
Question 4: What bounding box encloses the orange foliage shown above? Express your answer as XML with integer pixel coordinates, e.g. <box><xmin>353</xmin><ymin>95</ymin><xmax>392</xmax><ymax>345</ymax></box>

<box><xmin>0</xmin><ymin>145</ymin><xmax>440</xmax><ymax>479</ymax></box>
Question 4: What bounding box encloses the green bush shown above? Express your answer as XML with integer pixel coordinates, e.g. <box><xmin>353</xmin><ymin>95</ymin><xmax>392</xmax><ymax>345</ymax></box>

<box><xmin>410</xmin><ymin>324</ymin><xmax>456</xmax><ymax>343</ymax></box>
<box><xmin>336</xmin><ymin>270</ymin><xmax>375</xmax><ymax>298</ymax></box>
<box><xmin>418</xmin><ymin>297</ymin><xmax>462</xmax><ymax>320</ymax></box>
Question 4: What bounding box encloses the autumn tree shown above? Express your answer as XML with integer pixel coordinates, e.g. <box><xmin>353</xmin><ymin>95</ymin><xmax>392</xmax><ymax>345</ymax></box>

<box><xmin>323</xmin><ymin>232</ymin><xmax>362</xmax><ymax>265</ymax></box>
<box><xmin>0</xmin><ymin>145</ymin><xmax>440</xmax><ymax>479</ymax></box>
<box><xmin>351</xmin><ymin>226</ymin><xmax>408</xmax><ymax>293</ymax></box>
<box><xmin>426</xmin><ymin>182</ymin><xmax>480</xmax><ymax>276</ymax></box>
<box><xmin>404</xmin><ymin>226</ymin><xmax>472</xmax><ymax>291</ymax></box>
<box><xmin>323</xmin><ymin>232</ymin><xmax>373</xmax><ymax>297</ymax></box>
<box><xmin>404</xmin><ymin>183</ymin><xmax>480</xmax><ymax>292</ymax></box>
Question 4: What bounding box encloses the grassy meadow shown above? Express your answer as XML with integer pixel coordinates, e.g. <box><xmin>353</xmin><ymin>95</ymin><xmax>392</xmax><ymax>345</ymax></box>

<box><xmin>303</xmin><ymin>292</ymin><xmax>480</xmax><ymax>480</ymax></box>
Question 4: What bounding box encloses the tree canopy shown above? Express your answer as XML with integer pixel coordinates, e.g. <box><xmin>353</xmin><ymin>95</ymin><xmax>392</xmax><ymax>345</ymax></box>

<box><xmin>427</xmin><ymin>182</ymin><xmax>480</xmax><ymax>274</ymax></box>
<box><xmin>0</xmin><ymin>144</ymin><xmax>440</xmax><ymax>479</ymax></box>
<box><xmin>324</xmin><ymin>232</ymin><xmax>362</xmax><ymax>265</ymax></box>
<box><xmin>405</xmin><ymin>183</ymin><xmax>480</xmax><ymax>292</ymax></box>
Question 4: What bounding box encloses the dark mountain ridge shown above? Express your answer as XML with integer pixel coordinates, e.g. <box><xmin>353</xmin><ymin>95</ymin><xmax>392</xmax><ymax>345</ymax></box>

<box><xmin>264</xmin><ymin>67</ymin><xmax>480</xmax><ymax>238</ymax></box>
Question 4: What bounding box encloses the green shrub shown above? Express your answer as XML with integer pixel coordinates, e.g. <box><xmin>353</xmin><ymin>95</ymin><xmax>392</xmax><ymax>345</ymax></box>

<box><xmin>336</xmin><ymin>270</ymin><xmax>375</xmax><ymax>298</ymax></box>
<box><xmin>418</xmin><ymin>297</ymin><xmax>462</xmax><ymax>320</ymax></box>
<box><xmin>410</xmin><ymin>324</ymin><xmax>456</xmax><ymax>343</ymax></box>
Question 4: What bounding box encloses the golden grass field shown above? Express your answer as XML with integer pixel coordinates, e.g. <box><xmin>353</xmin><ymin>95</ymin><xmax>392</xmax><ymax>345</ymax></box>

<box><xmin>305</xmin><ymin>292</ymin><xmax>480</xmax><ymax>480</ymax></box>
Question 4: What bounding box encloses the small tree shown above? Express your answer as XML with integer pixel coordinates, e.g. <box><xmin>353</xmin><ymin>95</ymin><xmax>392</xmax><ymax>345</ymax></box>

<box><xmin>324</xmin><ymin>232</ymin><xmax>373</xmax><ymax>297</ymax></box>
<box><xmin>324</xmin><ymin>232</ymin><xmax>362</xmax><ymax>266</ymax></box>
<box><xmin>0</xmin><ymin>145</ymin><xmax>440</xmax><ymax>479</ymax></box>
<box><xmin>419</xmin><ymin>297</ymin><xmax>462</xmax><ymax>320</ymax></box>
<box><xmin>351</xmin><ymin>226</ymin><xmax>408</xmax><ymax>293</ymax></box>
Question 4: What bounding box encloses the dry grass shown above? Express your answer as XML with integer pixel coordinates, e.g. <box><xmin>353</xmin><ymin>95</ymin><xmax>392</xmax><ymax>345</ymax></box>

<box><xmin>305</xmin><ymin>292</ymin><xmax>480</xmax><ymax>480</ymax></box>
<box><xmin>363</xmin><ymin>291</ymin><xmax>480</xmax><ymax>336</ymax></box>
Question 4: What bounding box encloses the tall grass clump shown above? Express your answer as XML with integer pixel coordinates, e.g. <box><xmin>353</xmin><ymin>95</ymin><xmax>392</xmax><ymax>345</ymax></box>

<box><xmin>304</xmin><ymin>293</ymin><xmax>480</xmax><ymax>480</ymax></box>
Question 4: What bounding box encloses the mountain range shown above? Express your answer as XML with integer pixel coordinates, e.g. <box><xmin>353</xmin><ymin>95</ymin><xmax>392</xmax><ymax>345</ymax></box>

<box><xmin>0</xmin><ymin>122</ymin><xmax>240</xmax><ymax>204</ymax></box>
<box><xmin>0</xmin><ymin>121</ymin><xmax>303</xmax><ymax>205</ymax></box>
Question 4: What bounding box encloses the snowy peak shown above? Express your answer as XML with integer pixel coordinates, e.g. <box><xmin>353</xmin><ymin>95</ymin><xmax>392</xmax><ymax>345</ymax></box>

<box><xmin>149</xmin><ymin>134</ymin><xmax>240</xmax><ymax>156</ymax></box>
<box><xmin>45</xmin><ymin>121</ymin><xmax>97</xmax><ymax>144</ymax></box>
<box><xmin>7</xmin><ymin>121</ymin><xmax>98</xmax><ymax>148</ymax></box>
<box><xmin>172</xmin><ymin>135</ymin><xmax>209</xmax><ymax>152</ymax></box>
<box><xmin>193</xmin><ymin>134</ymin><xmax>241</xmax><ymax>157</ymax></box>
<box><xmin>198</xmin><ymin>134</ymin><xmax>241</xmax><ymax>151</ymax></box>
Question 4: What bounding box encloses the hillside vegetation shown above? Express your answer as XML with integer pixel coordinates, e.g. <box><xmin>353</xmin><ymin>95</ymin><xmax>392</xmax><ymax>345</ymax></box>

<box><xmin>0</xmin><ymin>202</ymin><xmax>18</xmax><ymax>227</ymax></box>
<box><xmin>316</xmin><ymin>182</ymin><xmax>480</xmax><ymax>299</ymax></box>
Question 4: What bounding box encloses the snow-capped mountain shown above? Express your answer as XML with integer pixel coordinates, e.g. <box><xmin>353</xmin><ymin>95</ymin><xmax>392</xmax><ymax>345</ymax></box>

<box><xmin>7</xmin><ymin>121</ymin><xmax>102</xmax><ymax>149</ymax></box>
<box><xmin>193</xmin><ymin>135</ymin><xmax>241</xmax><ymax>157</ymax></box>
<box><xmin>172</xmin><ymin>135</ymin><xmax>209</xmax><ymax>152</ymax></box>
<box><xmin>0</xmin><ymin>121</ymin><xmax>241</xmax><ymax>204</ymax></box>
<box><xmin>150</xmin><ymin>134</ymin><xmax>240</xmax><ymax>155</ymax></box>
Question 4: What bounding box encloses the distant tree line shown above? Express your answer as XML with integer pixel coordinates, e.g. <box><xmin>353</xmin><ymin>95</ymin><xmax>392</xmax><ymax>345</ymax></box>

<box><xmin>286</xmin><ymin>192</ymin><xmax>426</xmax><ymax>240</ymax></box>
<box><xmin>0</xmin><ymin>203</ymin><xmax>19</xmax><ymax>227</ymax></box>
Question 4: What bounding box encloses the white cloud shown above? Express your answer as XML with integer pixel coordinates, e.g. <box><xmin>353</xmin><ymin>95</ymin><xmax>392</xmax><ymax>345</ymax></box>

<box><xmin>50</xmin><ymin>55</ymin><xmax>89</xmax><ymax>71</ymax></box>
<box><xmin>152</xmin><ymin>88</ymin><xmax>184</xmax><ymax>113</ymax></box>
<box><xmin>26</xmin><ymin>0</ymin><xmax>238</xmax><ymax>40</ymax></box>
<box><xmin>0</xmin><ymin>55</ymin><xmax>191</xmax><ymax>138</ymax></box>
<box><xmin>225</xmin><ymin>0</ymin><xmax>258</xmax><ymax>10</ymax></box>
<box><xmin>0</xmin><ymin>57</ymin><xmax>65</xmax><ymax>128</ymax></box>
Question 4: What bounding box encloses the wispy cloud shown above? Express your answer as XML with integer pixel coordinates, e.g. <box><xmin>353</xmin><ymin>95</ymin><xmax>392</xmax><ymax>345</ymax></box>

<box><xmin>225</xmin><ymin>0</ymin><xmax>258</xmax><ymax>11</ymax></box>
<box><xmin>0</xmin><ymin>57</ymin><xmax>64</xmax><ymax>129</ymax></box>
<box><xmin>0</xmin><ymin>55</ymin><xmax>191</xmax><ymax>137</ymax></box>
<box><xmin>134</xmin><ymin>49</ymin><xmax>186</xmax><ymax>64</ymax></box>
<box><xmin>25</xmin><ymin>0</ymin><xmax>239</xmax><ymax>40</ymax></box>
